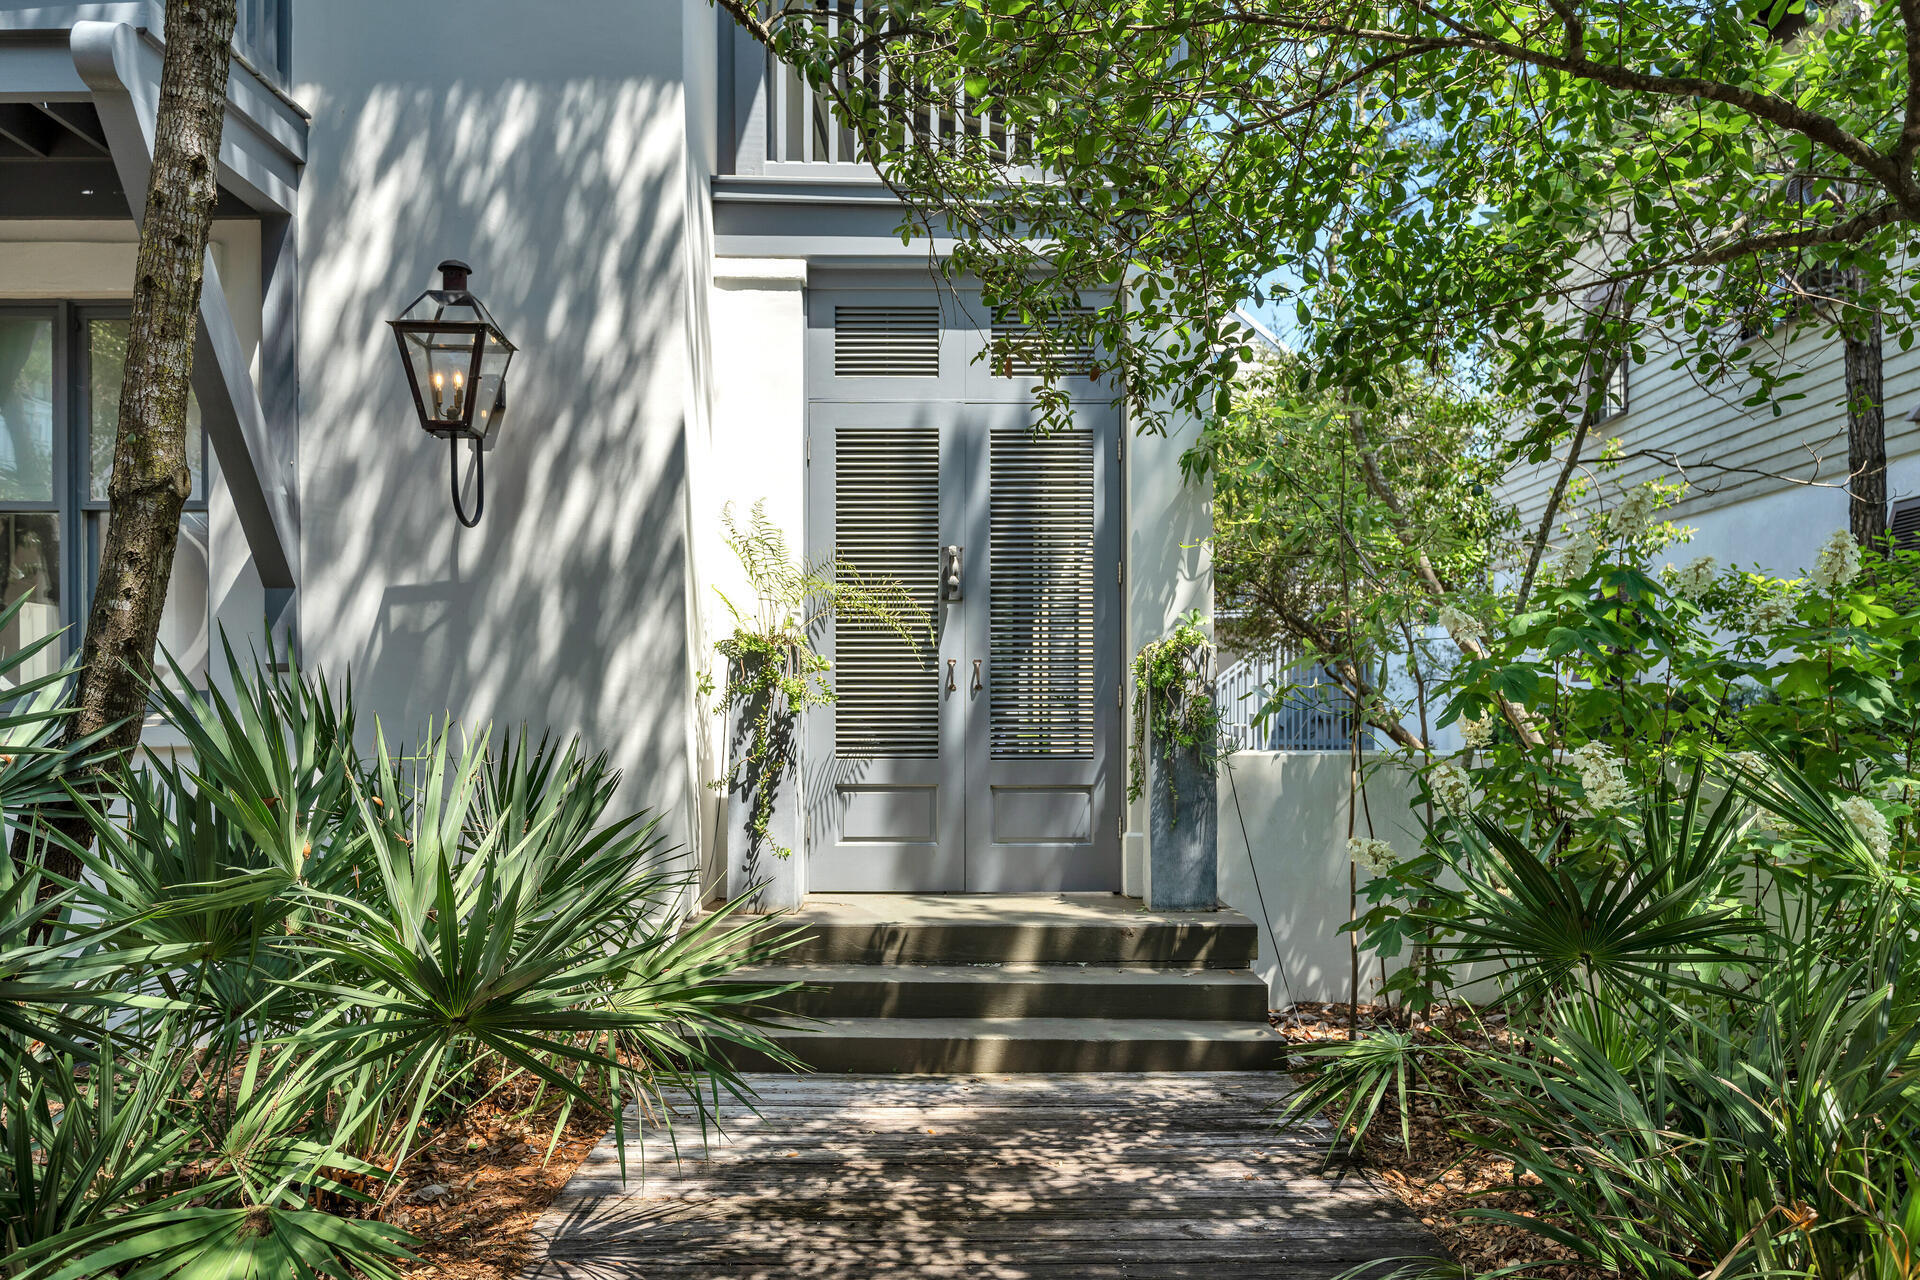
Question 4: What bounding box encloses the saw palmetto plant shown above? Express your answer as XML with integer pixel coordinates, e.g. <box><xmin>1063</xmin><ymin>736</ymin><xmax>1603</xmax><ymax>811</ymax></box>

<box><xmin>1</xmin><ymin>637</ymin><xmax>796</xmax><ymax>1279</ymax></box>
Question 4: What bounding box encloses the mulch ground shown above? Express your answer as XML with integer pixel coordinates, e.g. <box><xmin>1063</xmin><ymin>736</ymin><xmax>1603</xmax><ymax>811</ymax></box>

<box><xmin>1272</xmin><ymin>1001</ymin><xmax>1609</xmax><ymax>1279</ymax></box>
<box><xmin>380</xmin><ymin>1079</ymin><xmax>607</xmax><ymax>1280</ymax></box>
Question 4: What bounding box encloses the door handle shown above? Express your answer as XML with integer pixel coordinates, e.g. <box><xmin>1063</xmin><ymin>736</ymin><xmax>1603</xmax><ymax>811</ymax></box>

<box><xmin>971</xmin><ymin>659</ymin><xmax>983</xmax><ymax>693</ymax></box>
<box><xmin>942</xmin><ymin>545</ymin><xmax>963</xmax><ymax>601</ymax></box>
<box><xmin>946</xmin><ymin>658</ymin><xmax>957</xmax><ymax>694</ymax></box>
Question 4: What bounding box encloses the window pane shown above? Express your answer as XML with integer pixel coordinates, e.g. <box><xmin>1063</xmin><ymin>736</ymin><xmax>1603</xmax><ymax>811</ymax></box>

<box><xmin>87</xmin><ymin>511</ymin><xmax>210</xmax><ymax>690</ymax></box>
<box><xmin>89</xmin><ymin>319</ymin><xmax>204</xmax><ymax>502</ymax></box>
<box><xmin>0</xmin><ymin>513</ymin><xmax>61</xmax><ymax>685</ymax></box>
<box><xmin>0</xmin><ymin>316</ymin><xmax>55</xmax><ymax>503</ymax></box>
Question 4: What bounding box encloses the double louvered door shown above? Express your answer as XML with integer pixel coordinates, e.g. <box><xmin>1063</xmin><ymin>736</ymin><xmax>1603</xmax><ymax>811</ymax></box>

<box><xmin>806</xmin><ymin>399</ymin><xmax>1119</xmax><ymax>892</ymax></box>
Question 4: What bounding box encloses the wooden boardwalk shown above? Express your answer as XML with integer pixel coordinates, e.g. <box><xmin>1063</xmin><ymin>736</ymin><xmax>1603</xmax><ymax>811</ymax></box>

<box><xmin>523</xmin><ymin>1074</ymin><xmax>1439</xmax><ymax>1278</ymax></box>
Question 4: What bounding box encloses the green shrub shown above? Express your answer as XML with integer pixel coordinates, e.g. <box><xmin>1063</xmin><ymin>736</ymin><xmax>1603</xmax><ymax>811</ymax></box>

<box><xmin>1</xmin><ymin>642</ymin><xmax>796</xmax><ymax>1278</ymax></box>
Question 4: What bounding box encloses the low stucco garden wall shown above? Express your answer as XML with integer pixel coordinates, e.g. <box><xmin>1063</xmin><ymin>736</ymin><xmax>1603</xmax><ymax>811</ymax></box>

<box><xmin>1216</xmin><ymin>751</ymin><xmax>1426</xmax><ymax>1006</ymax></box>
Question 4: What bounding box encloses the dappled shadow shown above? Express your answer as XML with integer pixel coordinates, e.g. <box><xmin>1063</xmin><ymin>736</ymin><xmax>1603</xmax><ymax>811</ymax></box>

<box><xmin>293</xmin><ymin>4</ymin><xmax>698</xmax><ymax>841</ymax></box>
<box><xmin>524</xmin><ymin>1075</ymin><xmax>1438</xmax><ymax>1278</ymax></box>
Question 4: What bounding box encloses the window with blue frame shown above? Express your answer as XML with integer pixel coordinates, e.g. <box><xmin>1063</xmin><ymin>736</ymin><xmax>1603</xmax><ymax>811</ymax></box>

<box><xmin>0</xmin><ymin>304</ymin><xmax>210</xmax><ymax>690</ymax></box>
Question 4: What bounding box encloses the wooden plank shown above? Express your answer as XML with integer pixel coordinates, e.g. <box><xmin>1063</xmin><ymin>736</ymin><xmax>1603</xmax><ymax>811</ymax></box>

<box><xmin>524</xmin><ymin>1074</ymin><xmax>1435</xmax><ymax>1279</ymax></box>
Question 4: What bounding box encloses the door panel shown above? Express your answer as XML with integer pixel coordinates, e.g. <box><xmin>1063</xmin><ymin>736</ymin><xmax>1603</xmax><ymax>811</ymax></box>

<box><xmin>962</xmin><ymin>412</ymin><xmax>1120</xmax><ymax>891</ymax></box>
<box><xmin>804</xmin><ymin>292</ymin><xmax>1119</xmax><ymax>894</ymax></box>
<box><xmin>805</xmin><ymin>403</ymin><xmax>963</xmax><ymax>891</ymax></box>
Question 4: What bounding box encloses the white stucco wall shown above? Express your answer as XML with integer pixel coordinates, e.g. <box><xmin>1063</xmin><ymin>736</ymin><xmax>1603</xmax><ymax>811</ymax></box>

<box><xmin>694</xmin><ymin>258</ymin><xmax>808</xmax><ymax>890</ymax></box>
<box><xmin>1217</xmin><ymin>751</ymin><xmax>1426</xmax><ymax>1005</ymax></box>
<box><xmin>292</xmin><ymin>1</ymin><xmax>700</xmax><ymax>849</ymax></box>
<box><xmin>1659</xmin><ymin>450</ymin><xmax>1920</xmax><ymax>580</ymax></box>
<box><xmin>0</xmin><ymin>217</ymin><xmax>267</xmax><ymax>718</ymax></box>
<box><xmin>1124</xmin><ymin>418</ymin><xmax>1212</xmax><ymax>895</ymax></box>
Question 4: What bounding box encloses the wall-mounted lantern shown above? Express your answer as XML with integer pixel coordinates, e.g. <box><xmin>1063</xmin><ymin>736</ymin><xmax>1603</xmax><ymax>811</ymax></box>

<box><xmin>389</xmin><ymin>259</ymin><xmax>515</xmax><ymax>527</ymax></box>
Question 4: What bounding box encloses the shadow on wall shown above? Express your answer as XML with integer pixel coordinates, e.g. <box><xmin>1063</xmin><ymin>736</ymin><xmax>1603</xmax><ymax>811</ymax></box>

<box><xmin>294</xmin><ymin>16</ymin><xmax>696</xmax><ymax>846</ymax></box>
<box><xmin>1216</xmin><ymin>751</ymin><xmax>1426</xmax><ymax>1006</ymax></box>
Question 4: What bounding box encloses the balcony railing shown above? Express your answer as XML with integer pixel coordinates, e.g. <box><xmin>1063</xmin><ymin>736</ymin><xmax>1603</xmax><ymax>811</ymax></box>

<box><xmin>763</xmin><ymin>5</ymin><xmax>1019</xmax><ymax>168</ymax></box>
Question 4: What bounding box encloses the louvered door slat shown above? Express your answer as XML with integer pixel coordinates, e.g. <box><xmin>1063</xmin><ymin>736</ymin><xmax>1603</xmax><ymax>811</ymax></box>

<box><xmin>834</xmin><ymin>306</ymin><xmax>940</xmax><ymax>377</ymax></box>
<box><xmin>990</xmin><ymin>307</ymin><xmax>1096</xmax><ymax>379</ymax></box>
<box><xmin>989</xmin><ymin>427</ymin><xmax>1096</xmax><ymax>758</ymax></box>
<box><xmin>834</xmin><ymin>422</ymin><xmax>940</xmax><ymax>758</ymax></box>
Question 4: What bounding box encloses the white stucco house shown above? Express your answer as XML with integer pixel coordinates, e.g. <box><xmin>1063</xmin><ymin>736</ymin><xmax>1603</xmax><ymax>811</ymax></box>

<box><xmin>0</xmin><ymin>2</ymin><xmax>1213</xmax><ymax>915</ymax></box>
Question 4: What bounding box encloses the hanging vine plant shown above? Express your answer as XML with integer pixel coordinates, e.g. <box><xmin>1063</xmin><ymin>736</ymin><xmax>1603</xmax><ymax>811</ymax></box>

<box><xmin>1128</xmin><ymin>610</ymin><xmax>1222</xmax><ymax>818</ymax></box>
<box><xmin>711</xmin><ymin>500</ymin><xmax>930</xmax><ymax>857</ymax></box>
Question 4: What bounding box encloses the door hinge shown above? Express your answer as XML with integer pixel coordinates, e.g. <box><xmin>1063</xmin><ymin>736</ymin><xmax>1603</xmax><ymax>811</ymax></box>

<box><xmin>1117</xmin><ymin>682</ymin><xmax>1124</xmax><ymax>708</ymax></box>
<box><xmin>1116</xmin><ymin>562</ymin><xmax>1124</xmax><ymax>586</ymax></box>
<box><xmin>806</xmin><ymin>435</ymin><xmax>811</xmax><ymax>465</ymax></box>
<box><xmin>1116</xmin><ymin>435</ymin><xmax>1123</xmax><ymax>464</ymax></box>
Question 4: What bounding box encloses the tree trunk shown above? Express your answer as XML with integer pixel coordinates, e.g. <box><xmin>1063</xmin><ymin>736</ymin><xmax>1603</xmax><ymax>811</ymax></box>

<box><xmin>1841</xmin><ymin>275</ymin><xmax>1887</xmax><ymax>547</ymax></box>
<box><xmin>14</xmin><ymin>0</ymin><xmax>238</xmax><ymax>887</ymax></box>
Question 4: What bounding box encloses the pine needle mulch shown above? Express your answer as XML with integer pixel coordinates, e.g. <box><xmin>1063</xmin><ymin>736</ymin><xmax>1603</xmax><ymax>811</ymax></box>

<box><xmin>1272</xmin><ymin>1001</ymin><xmax>1612</xmax><ymax>1280</ymax></box>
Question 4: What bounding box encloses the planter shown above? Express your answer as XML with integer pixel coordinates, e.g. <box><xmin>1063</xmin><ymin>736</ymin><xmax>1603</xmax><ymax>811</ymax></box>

<box><xmin>723</xmin><ymin>667</ymin><xmax>805</xmax><ymax>913</ymax></box>
<box><xmin>1144</xmin><ymin>715</ymin><xmax>1219</xmax><ymax>912</ymax></box>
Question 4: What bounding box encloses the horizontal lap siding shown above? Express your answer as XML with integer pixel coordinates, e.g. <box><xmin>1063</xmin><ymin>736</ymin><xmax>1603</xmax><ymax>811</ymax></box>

<box><xmin>1504</xmin><ymin>328</ymin><xmax>1920</xmax><ymax>529</ymax></box>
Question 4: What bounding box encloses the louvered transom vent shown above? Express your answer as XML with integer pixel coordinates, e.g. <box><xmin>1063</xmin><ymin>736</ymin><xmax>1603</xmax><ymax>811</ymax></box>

<box><xmin>834</xmin><ymin>423</ymin><xmax>941</xmax><ymax>758</ymax></box>
<box><xmin>833</xmin><ymin>306</ymin><xmax>940</xmax><ymax>378</ymax></box>
<box><xmin>990</xmin><ymin>308</ymin><xmax>1097</xmax><ymax>379</ymax></box>
<box><xmin>990</xmin><ymin>427</ymin><xmax>1096</xmax><ymax>758</ymax></box>
<box><xmin>1893</xmin><ymin>498</ymin><xmax>1920</xmax><ymax>552</ymax></box>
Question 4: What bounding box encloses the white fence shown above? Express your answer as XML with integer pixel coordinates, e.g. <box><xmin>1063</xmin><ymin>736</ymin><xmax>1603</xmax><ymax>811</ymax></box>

<box><xmin>1216</xmin><ymin>644</ymin><xmax>1370</xmax><ymax>753</ymax></box>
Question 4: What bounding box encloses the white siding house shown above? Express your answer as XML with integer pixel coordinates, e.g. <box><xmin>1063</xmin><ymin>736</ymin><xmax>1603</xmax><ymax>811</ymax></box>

<box><xmin>1505</xmin><ymin>309</ymin><xmax>1920</xmax><ymax>575</ymax></box>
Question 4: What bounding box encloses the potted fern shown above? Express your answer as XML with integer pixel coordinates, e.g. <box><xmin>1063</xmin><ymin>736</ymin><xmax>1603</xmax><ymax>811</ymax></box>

<box><xmin>712</xmin><ymin>502</ymin><xmax>928</xmax><ymax>911</ymax></box>
<box><xmin>1128</xmin><ymin>611</ymin><xmax>1222</xmax><ymax>910</ymax></box>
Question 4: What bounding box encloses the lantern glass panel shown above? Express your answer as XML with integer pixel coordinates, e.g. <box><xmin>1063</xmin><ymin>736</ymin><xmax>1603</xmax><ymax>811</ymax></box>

<box><xmin>469</xmin><ymin>331</ymin><xmax>513</xmax><ymax>446</ymax></box>
<box><xmin>400</xmin><ymin>327</ymin><xmax>486</xmax><ymax>432</ymax></box>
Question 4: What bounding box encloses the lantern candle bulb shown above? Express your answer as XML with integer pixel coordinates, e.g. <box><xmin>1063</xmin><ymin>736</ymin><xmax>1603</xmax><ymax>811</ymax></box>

<box><xmin>451</xmin><ymin>370</ymin><xmax>464</xmax><ymax>418</ymax></box>
<box><xmin>430</xmin><ymin>370</ymin><xmax>445</xmax><ymax>416</ymax></box>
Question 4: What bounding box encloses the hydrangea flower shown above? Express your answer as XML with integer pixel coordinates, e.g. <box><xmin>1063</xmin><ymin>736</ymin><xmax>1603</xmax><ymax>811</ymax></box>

<box><xmin>1570</xmin><ymin>741</ymin><xmax>1632</xmax><ymax>811</ymax></box>
<box><xmin>1459</xmin><ymin>713</ymin><xmax>1495</xmax><ymax>751</ymax></box>
<box><xmin>1347</xmin><ymin>836</ymin><xmax>1398</xmax><ymax>875</ymax></box>
<box><xmin>1750</xmin><ymin>590</ymin><xmax>1800</xmax><ymax>631</ymax></box>
<box><xmin>1550</xmin><ymin>529</ymin><xmax>1599</xmax><ymax>581</ymax></box>
<box><xmin>1809</xmin><ymin>529</ymin><xmax>1862</xmax><ymax>594</ymax></box>
<box><xmin>1611</xmin><ymin>483</ymin><xmax>1663</xmax><ymax>540</ymax></box>
<box><xmin>1669</xmin><ymin>554</ymin><xmax>1718</xmax><ymax>600</ymax></box>
<box><xmin>1428</xmin><ymin>762</ymin><xmax>1473</xmax><ymax>816</ymax></box>
<box><xmin>1838</xmin><ymin>794</ymin><xmax>1892</xmax><ymax>860</ymax></box>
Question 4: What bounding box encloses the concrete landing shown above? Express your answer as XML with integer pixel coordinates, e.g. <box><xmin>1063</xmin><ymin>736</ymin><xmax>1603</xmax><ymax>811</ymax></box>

<box><xmin>523</xmin><ymin>1073</ymin><xmax>1438</xmax><ymax>1278</ymax></box>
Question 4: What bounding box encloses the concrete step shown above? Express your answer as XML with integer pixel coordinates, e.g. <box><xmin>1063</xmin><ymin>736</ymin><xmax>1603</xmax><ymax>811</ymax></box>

<box><xmin>776</xmin><ymin>893</ymin><xmax>1259</xmax><ymax>968</ymax></box>
<box><xmin>741</xmin><ymin>1017</ymin><xmax>1287</xmax><ymax>1074</ymax></box>
<box><xmin>735</xmin><ymin>963</ymin><xmax>1272</xmax><ymax>1021</ymax></box>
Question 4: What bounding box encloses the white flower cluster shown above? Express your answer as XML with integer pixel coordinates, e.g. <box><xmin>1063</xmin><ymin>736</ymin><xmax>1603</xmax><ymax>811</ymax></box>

<box><xmin>1347</xmin><ymin>836</ymin><xmax>1398</xmax><ymax>875</ymax></box>
<box><xmin>1668</xmin><ymin>554</ymin><xmax>1719</xmax><ymax>600</ymax></box>
<box><xmin>1438</xmin><ymin>604</ymin><xmax>1486</xmax><ymax>648</ymax></box>
<box><xmin>1750</xmin><ymin>590</ymin><xmax>1800</xmax><ymax>631</ymax></box>
<box><xmin>1549</xmin><ymin>529</ymin><xmax>1599</xmax><ymax>581</ymax></box>
<box><xmin>1809</xmin><ymin>529</ymin><xmax>1862</xmax><ymax>594</ymax></box>
<box><xmin>1428</xmin><ymin>762</ymin><xmax>1474</xmax><ymax>816</ymax></box>
<box><xmin>1570</xmin><ymin>741</ymin><xmax>1633</xmax><ymax>811</ymax></box>
<box><xmin>1611</xmin><ymin>483</ymin><xmax>1664</xmax><ymax>540</ymax></box>
<box><xmin>1838</xmin><ymin>794</ymin><xmax>1892</xmax><ymax>861</ymax></box>
<box><xmin>1726</xmin><ymin>750</ymin><xmax>1769</xmax><ymax>780</ymax></box>
<box><xmin>1459</xmin><ymin>713</ymin><xmax>1496</xmax><ymax>751</ymax></box>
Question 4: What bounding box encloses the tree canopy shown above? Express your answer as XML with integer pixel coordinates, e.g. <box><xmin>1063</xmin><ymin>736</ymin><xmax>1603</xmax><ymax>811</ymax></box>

<box><xmin>721</xmin><ymin>0</ymin><xmax>1920</xmax><ymax>447</ymax></box>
